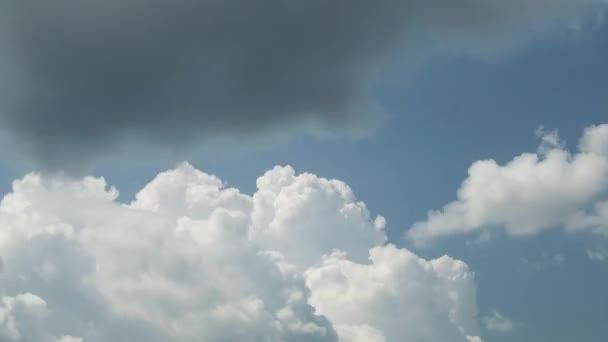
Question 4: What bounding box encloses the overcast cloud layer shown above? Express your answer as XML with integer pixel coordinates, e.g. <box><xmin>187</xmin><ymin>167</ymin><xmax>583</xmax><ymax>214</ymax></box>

<box><xmin>408</xmin><ymin>123</ymin><xmax>608</xmax><ymax>245</ymax></box>
<box><xmin>0</xmin><ymin>164</ymin><xmax>481</xmax><ymax>342</ymax></box>
<box><xmin>0</xmin><ymin>0</ymin><xmax>603</xmax><ymax>166</ymax></box>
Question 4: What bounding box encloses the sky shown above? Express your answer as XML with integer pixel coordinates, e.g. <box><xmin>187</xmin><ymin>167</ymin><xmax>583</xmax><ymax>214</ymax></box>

<box><xmin>1</xmin><ymin>1</ymin><xmax>608</xmax><ymax>342</ymax></box>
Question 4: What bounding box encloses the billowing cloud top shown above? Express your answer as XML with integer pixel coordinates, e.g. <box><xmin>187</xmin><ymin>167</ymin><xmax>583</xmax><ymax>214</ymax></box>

<box><xmin>0</xmin><ymin>0</ymin><xmax>603</xmax><ymax>166</ymax></box>
<box><xmin>407</xmin><ymin>124</ymin><xmax>608</xmax><ymax>245</ymax></box>
<box><xmin>0</xmin><ymin>164</ymin><xmax>482</xmax><ymax>341</ymax></box>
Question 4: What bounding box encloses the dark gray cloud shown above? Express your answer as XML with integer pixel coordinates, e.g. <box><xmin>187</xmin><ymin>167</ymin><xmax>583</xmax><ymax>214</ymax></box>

<box><xmin>0</xmin><ymin>0</ymin><xmax>601</xmax><ymax>167</ymax></box>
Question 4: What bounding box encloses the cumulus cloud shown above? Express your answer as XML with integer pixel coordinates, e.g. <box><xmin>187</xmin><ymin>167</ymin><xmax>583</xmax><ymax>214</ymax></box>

<box><xmin>0</xmin><ymin>164</ymin><xmax>481</xmax><ymax>341</ymax></box>
<box><xmin>306</xmin><ymin>246</ymin><xmax>480</xmax><ymax>342</ymax></box>
<box><xmin>0</xmin><ymin>0</ymin><xmax>604</xmax><ymax>166</ymax></box>
<box><xmin>407</xmin><ymin>123</ymin><xmax>608</xmax><ymax>245</ymax></box>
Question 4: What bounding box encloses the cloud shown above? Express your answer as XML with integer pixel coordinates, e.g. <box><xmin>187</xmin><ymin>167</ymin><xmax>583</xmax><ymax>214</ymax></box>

<box><xmin>580</xmin><ymin>123</ymin><xmax>608</xmax><ymax>157</ymax></box>
<box><xmin>586</xmin><ymin>246</ymin><xmax>608</xmax><ymax>262</ymax></box>
<box><xmin>57</xmin><ymin>337</ymin><xmax>83</xmax><ymax>342</ymax></box>
<box><xmin>482</xmin><ymin>310</ymin><xmax>514</xmax><ymax>334</ymax></box>
<box><xmin>0</xmin><ymin>164</ymin><xmax>481</xmax><ymax>341</ymax></box>
<box><xmin>535</xmin><ymin>126</ymin><xmax>564</xmax><ymax>156</ymax></box>
<box><xmin>519</xmin><ymin>252</ymin><xmax>565</xmax><ymax>273</ymax></box>
<box><xmin>306</xmin><ymin>246</ymin><xmax>480</xmax><ymax>342</ymax></box>
<box><xmin>407</xmin><ymin>124</ymin><xmax>608</xmax><ymax>245</ymax></box>
<box><xmin>566</xmin><ymin>200</ymin><xmax>608</xmax><ymax>235</ymax></box>
<box><xmin>0</xmin><ymin>293</ymin><xmax>50</xmax><ymax>341</ymax></box>
<box><xmin>0</xmin><ymin>0</ymin><xmax>603</xmax><ymax>167</ymax></box>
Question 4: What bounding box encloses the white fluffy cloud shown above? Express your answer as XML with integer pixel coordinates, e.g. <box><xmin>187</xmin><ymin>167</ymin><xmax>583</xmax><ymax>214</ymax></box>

<box><xmin>306</xmin><ymin>246</ymin><xmax>479</xmax><ymax>342</ymax></box>
<box><xmin>0</xmin><ymin>164</ymin><xmax>481</xmax><ymax>341</ymax></box>
<box><xmin>408</xmin><ymin>124</ymin><xmax>608</xmax><ymax>245</ymax></box>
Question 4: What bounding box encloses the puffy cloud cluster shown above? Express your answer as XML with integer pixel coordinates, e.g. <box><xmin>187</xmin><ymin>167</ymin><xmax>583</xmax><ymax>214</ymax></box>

<box><xmin>408</xmin><ymin>124</ymin><xmax>608</xmax><ymax>245</ymax></box>
<box><xmin>0</xmin><ymin>0</ymin><xmax>605</xmax><ymax>166</ymax></box>
<box><xmin>0</xmin><ymin>164</ymin><xmax>481</xmax><ymax>341</ymax></box>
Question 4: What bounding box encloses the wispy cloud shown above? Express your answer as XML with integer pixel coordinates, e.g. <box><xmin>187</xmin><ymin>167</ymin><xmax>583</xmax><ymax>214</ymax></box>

<box><xmin>587</xmin><ymin>246</ymin><xmax>608</xmax><ymax>262</ymax></box>
<box><xmin>520</xmin><ymin>252</ymin><xmax>566</xmax><ymax>273</ymax></box>
<box><xmin>483</xmin><ymin>310</ymin><xmax>514</xmax><ymax>334</ymax></box>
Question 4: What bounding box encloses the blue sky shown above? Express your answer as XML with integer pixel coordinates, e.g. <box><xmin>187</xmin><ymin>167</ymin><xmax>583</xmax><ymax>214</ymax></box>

<box><xmin>1</xmin><ymin>3</ymin><xmax>608</xmax><ymax>342</ymax></box>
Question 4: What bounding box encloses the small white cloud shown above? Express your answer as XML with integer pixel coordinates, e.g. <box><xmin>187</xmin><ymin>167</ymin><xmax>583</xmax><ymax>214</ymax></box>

<box><xmin>56</xmin><ymin>336</ymin><xmax>83</xmax><ymax>342</ymax></box>
<box><xmin>407</xmin><ymin>123</ymin><xmax>608</xmax><ymax>246</ymax></box>
<box><xmin>567</xmin><ymin>200</ymin><xmax>608</xmax><ymax>235</ymax></box>
<box><xmin>482</xmin><ymin>310</ymin><xmax>514</xmax><ymax>334</ymax></box>
<box><xmin>535</xmin><ymin>126</ymin><xmax>564</xmax><ymax>156</ymax></box>
<box><xmin>586</xmin><ymin>246</ymin><xmax>608</xmax><ymax>262</ymax></box>
<box><xmin>520</xmin><ymin>252</ymin><xmax>565</xmax><ymax>273</ymax></box>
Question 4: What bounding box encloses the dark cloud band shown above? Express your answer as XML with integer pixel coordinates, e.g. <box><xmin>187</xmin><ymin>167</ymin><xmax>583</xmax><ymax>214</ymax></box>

<box><xmin>0</xmin><ymin>0</ymin><xmax>599</xmax><ymax>167</ymax></box>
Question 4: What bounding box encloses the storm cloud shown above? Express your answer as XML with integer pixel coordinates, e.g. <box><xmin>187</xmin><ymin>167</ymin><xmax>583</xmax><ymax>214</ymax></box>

<box><xmin>0</xmin><ymin>0</ymin><xmax>601</xmax><ymax>165</ymax></box>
